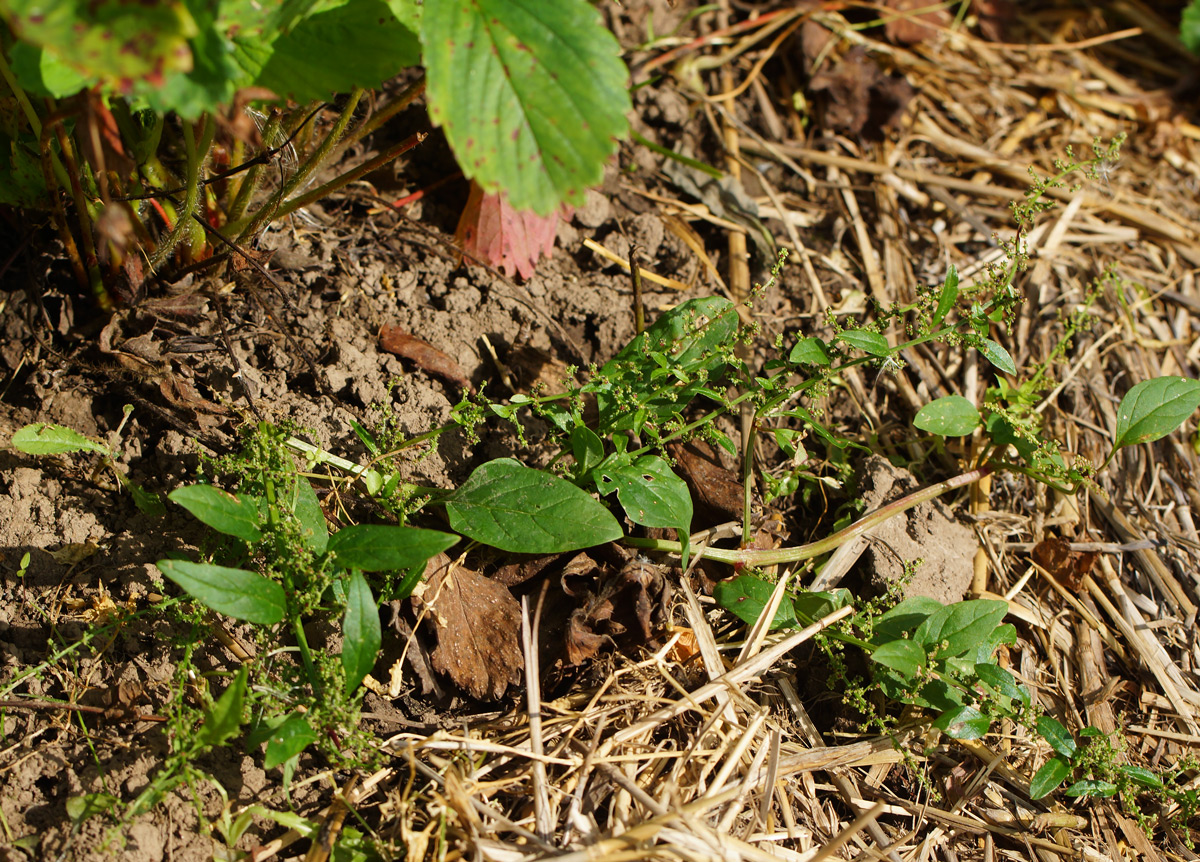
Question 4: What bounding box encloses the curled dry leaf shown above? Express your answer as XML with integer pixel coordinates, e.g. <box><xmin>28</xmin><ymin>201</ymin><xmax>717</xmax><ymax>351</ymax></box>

<box><xmin>379</xmin><ymin>325</ymin><xmax>470</xmax><ymax>390</ymax></box>
<box><xmin>456</xmin><ymin>180</ymin><xmax>571</xmax><ymax>279</ymax></box>
<box><xmin>1031</xmin><ymin>537</ymin><xmax>1096</xmax><ymax>591</ymax></box>
<box><xmin>416</xmin><ymin>553</ymin><xmax>522</xmax><ymax>700</ymax></box>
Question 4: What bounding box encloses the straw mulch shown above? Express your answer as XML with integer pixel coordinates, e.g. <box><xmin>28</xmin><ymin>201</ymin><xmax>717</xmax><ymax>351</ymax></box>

<box><xmin>261</xmin><ymin>4</ymin><xmax>1200</xmax><ymax>860</ymax></box>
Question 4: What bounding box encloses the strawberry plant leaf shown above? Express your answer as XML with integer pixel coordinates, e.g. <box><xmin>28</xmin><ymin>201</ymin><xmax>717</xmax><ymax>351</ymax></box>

<box><xmin>912</xmin><ymin>599</ymin><xmax>1008</xmax><ymax>658</ymax></box>
<box><xmin>836</xmin><ymin>329</ymin><xmax>890</xmax><ymax>357</ymax></box>
<box><xmin>599</xmin><ymin>456</ymin><xmax>692</xmax><ymax>565</ymax></box>
<box><xmin>445</xmin><ymin>459</ymin><xmax>623</xmax><ymax>553</ymax></box>
<box><xmin>327</xmin><ymin>525</ymin><xmax>458</xmax><ymax>572</ymax></box>
<box><xmin>914</xmin><ymin>395</ymin><xmax>980</xmax><ymax>437</ymax></box>
<box><xmin>262</xmin><ymin>714</ymin><xmax>317</xmax><ymax>770</ymax></box>
<box><xmin>713</xmin><ymin>574</ymin><xmax>798</xmax><ymax>630</ymax></box>
<box><xmin>11</xmin><ymin>423</ymin><xmax>111</xmax><ymax>456</ymax></box>
<box><xmin>1113</xmin><ymin>376</ymin><xmax>1200</xmax><ymax>451</ymax></box>
<box><xmin>422</xmin><ymin>0</ymin><xmax>630</xmax><ymax>214</ymax></box>
<box><xmin>456</xmin><ymin>182</ymin><xmax>568</xmax><ymax>278</ymax></box>
<box><xmin>341</xmin><ymin>570</ymin><xmax>381</xmax><ymax>692</ymax></box>
<box><xmin>156</xmin><ymin>559</ymin><xmax>286</xmax><ymax>625</ymax></box>
<box><xmin>979</xmin><ymin>338</ymin><xmax>1016</xmax><ymax>375</ymax></box>
<box><xmin>1030</xmin><ymin>756</ymin><xmax>1072</xmax><ymax>799</ymax></box>
<box><xmin>169</xmin><ymin>485</ymin><xmax>263</xmax><ymax>543</ymax></box>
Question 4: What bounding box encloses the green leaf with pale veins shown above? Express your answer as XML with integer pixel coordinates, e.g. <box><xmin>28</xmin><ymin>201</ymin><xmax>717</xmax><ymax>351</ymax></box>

<box><xmin>422</xmin><ymin>0</ymin><xmax>631</xmax><ymax>214</ymax></box>
<box><xmin>445</xmin><ymin>459</ymin><xmax>622</xmax><ymax>553</ymax></box>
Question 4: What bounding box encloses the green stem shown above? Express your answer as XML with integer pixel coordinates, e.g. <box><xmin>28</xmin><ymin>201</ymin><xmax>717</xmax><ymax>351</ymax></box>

<box><xmin>627</xmin><ymin>464</ymin><xmax>993</xmax><ymax>566</ymax></box>
<box><xmin>150</xmin><ymin>115</ymin><xmax>215</xmax><ymax>270</ymax></box>
<box><xmin>226</xmin><ymin>111</ymin><xmax>282</xmax><ymax>224</ymax></box>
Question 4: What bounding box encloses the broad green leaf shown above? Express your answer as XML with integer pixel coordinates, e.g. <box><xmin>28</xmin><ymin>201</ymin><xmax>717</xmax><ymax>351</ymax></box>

<box><xmin>913</xmin><ymin>599</ymin><xmax>1008</xmax><ymax>658</ymax></box>
<box><xmin>198</xmin><ymin>667</ymin><xmax>247</xmax><ymax>748</ymax></box>
<box><xmin>1065</xmin><ymin>779</ymin><xmax>1117</xmax><ymax>799</ymax></box>
<box><xmin>263</xmin><ymin>714</ymin><xmax>317</xmax><ymax>770</ymax></box>
<box><xmin>836</xmin><ymin>329</ymin><xmax>890</xmax><ymax>357</ymax></box>
<box><xmin>571</xmin><ymin>426</ymin><xmax>605</xmax><ymax>477</ymax></box>
<box><xmin>65</xmin><ymin>793</ymin><xmax>119</xmax><ymax>825</ymax></box>
<box><xmin>11</xmin><ymin>423</ymin><xmax>110</xmax><ymax>456</ymax></box>
<box><xmin>1120</xmin><ymin>765</ymin><xmax>1164</xmax><ymax>790</ymax></box>
<box><xmin>934</xmin><ymin>705</ymin><xmax>989</xmax><ymax>740</ymax></box>
<box><xmin>291</xmin><ymin>478</ymin><xmax>329</xmax><ymax>554</ymax></box>
<box><xmin>979</xmin><ymin>338</ymin><xmax>1016</xmax><ymax>375</ymax></box>
<box><xmin>870</xmin><ymin>639</ymin><xmax>927</xmax><ymax>677</ymax></box>
<box><xmin>871</xmin><ymin>596</ymin><xmax>943</xmax><ymax>644</ymax></box>
<box><xmin>932</xmin><ymin>267</ymin><xmax>958</xmax><ymax>327</ymax></box>
<box><xmin>8</xmin><ymin>42</ymin><xmax>92</xmax><ymax>97</ymax></box>
<box><xmin>599</xmin><ymin>456</ymin><xmax>692</xmax><ymax>563</ymax></box>
<box><xmin>973</xmin><ymin>663</ymin><xmax>1025</xmax><ymax>703</ymax></box>
<box><xmin>445</xmin><ymin>459</ymin><xmax>623</xmax><ymax>553</ymax></box>
<box><xmin>169</xmin><ymin>485</ymin><xmax>263</xmax><ymax>543</ymax></box>
<box><xmin>327</xmin><ymin>525</ymin><xmax>458</xmax><ymax>572</ymax></box>
<box><xmin>789</xmin><ymin>337</ymin><xmax>832</xmax><ymax>366</ymax></box>
<box><xmin>914</xmin><ymin>395</ymin><xmax>980</xmax><ymax>437</ymax></box>
<box><xmin>156</xmin><ymin>559</ymin><xmax>286</xmax><ymax>625</ymax></box>
<box><xmin>792</xmin><ymin>589</ymin><xmax>852</xmax><ymax>623</ymax></box>
<box><xmin>1029</xmin><ymin>756</ymin><xmax>1072</xmax><ymax>799</ymax></box>
<box><xmin>341</xmin><ymin>570</ymin><xmax>381</xmax><ymax>692</ymax></box>
<box><xmin>1182</xmin><ymin>0</ymin><xmax>1200</xmax><ymax>54</ymax></box>
<box><xmin>1036</xmin><ymin>715</ymin><xmax>1077</xmax><ymax>758</ymax></box>
<box><xmin>1113</xmin><ymin>376</ymin><xmax>1200</xmax><ymax>451</ymax></box>
<box><xmin>422</xmin><ymin>0</ymin><xmax>630</xmax><ymax>214</ymax></box>
<box><xmin>713</xmin><ymin>574</ymin><xmax>798</xmax><ymax>630</ymax></box>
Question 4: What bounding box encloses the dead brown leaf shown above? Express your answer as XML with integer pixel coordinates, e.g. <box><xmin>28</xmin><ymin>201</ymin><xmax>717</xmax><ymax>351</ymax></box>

<box><xmin>667</xmin><ymin>440</ymin><xmax>743</xmax><ymax>527</ymax></box>
<box><xmin>1031</xmin><ymin>537</ymin><xmax>1096</xmax><ymax>591</ymax></box>
<box><xmin>882</xmin><ymin>0</ymin><xmax>949</xmax><ymax>46</ymax></box>
<box><xmin>379</xmin><ymin>325</ymin><xmax>470</xmax><ymax>390</ymax></box>
<box><xmin>808</xmin><ymin>47</ymin><xmax>914</xmax><ymax>137</ymax></box>
<box><xmin>417</xmin><ymin>553</ymin><xmax>522</xmax><ymax>700</ymax></box>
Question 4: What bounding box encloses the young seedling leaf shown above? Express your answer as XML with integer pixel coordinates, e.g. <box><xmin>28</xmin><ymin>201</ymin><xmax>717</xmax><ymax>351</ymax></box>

<box><xmin>914</xmin><ymin>395</ymin><xmax>980</xmax><ymax>437</ymax></box>
<box><xmin>836</xmin><ymin>329</ymin><xmax>890</xmax><ymax>357</ymax></box>
<box><xmin>422</xmin><ymin>0</ymin><xmax>630</xmax><ymax>214</ymax></box>
<box><xmin>1030</xmin><ymin>756</ymin><xmax>1072</xmax><ymax>799</ymax></box>
<box><xmin>933</xmin><ymin>705</ymin><xmax>989</xmax><ymax>740</ymax></box>
<box><xmin>169</xmin><ymin>485</ymin><xmax>263</xmax><ymax>542</ymax></box>
<box><xmin>156</xmin><ymin>559</ymin><xmax>286</xmax><ymax>625</ymax></box>
<box><xmin>198</xmin><ymin>667</ymin><xmax>247</xmax><ymax>748</ymax></box>
<box><xmin>979</xmin><ymin>338</ymin><xmax>1016</xmax><ymax>375</ymax></box>
<box><xmin>263</xmin><ymin>714</ymin><xmax>318</xmax><ymax>770</ymax></box>
<box><xmin>932</xmin><ymin>267</ymin><xmax>958</xmax><ymax>327</ymax></box>
<box><xmin>342</xmin><ymin>570</ymin><xmax>381</xmax><ymax>692</ymax></box>
<box><xmin>788</xmin><ymin>337</ymin><xmax>832</xmax><ymax>367</ymax></box>
<box><xmin>600</xmin><ymin>456</ymin><xmax>692</xmax><ymax>564</ymax></box>
<box><xmin>713</xmin><ymin>574</ymin><xmax>798</xmax><ymax>630</ymax></box>
<box><xmin>1113</xmin><ymin>376</ymin><xmax>1200</xmax><ymax>451</ymax></box>
<box><xmin>291</xmin><ymin>477</ymin><xmax>329</xmax><ymax>554</ymax></box>
<box><xmin>445</xmin><ymin>459</ymin><xmax>622</xmax><ymax>553</ymax></box>
<box><xmin>913</xmin><ymin>599</ymin><xmax>1008</xmax><ymax>658</ymax></box>
<box><xmin>870</xmin><ymin>639</ymin><xmax>927</xmax><ymax>677</ymax></box>
<box><xmin>327</xmin><ymin>525</ymin><xmax>458</xmax><ymax>572</ymax></box>
<box><xmin>11</xmin><ymin>423</ymin><xmax>110</xmax><ymax>456</ymax></box>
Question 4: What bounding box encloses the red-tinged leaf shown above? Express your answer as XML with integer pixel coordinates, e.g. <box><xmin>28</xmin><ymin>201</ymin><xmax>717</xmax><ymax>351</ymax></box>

<box><xmin>456</xmin><ymin>181</ymin><xmax>571</xmax><ymax>279</ymax></box>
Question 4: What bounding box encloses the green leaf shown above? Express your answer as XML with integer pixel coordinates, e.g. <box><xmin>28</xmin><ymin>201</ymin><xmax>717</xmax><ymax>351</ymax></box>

<box><xmin>789</xmin><ymin>337</ymin><xmax>832</xmax><ymax>366</ymax></box>
<box><xmin>792</xmin><ymin>589</ymin><xmax>852</xmax><ymax>623</ymax></box>
<box><xmin>1182</xmin><ymin>0</ymin><xmax>1200</xmax><ymax>54</ymax></box>
<box><xmin>198</xmin><ymin>667</ymin><xmax>247</xmax><ymax>748</ymax></box>
<box><xmin>422</xmin><ymin>0</ymin><xmax>630</xmax><ymax>214</ymax></box>
<box><xmin>126</xmin><ymin>480</ymin><xmax>166</xmax><ymax>517</ymax></box>
<box><xmin>11</xmin><ymin>423</ymin><xmax>110</xmax><ymax>456</ymax></box>
<box><xmin>599</xmin><ymin>456</ymin><xmax>692</xmax><ymax>563</ymax></box>
<box><xmin>571</xmin><ymin>426</ymin><xmax>605</xmax><ymax>478</ymax></box>
<box><xmin>263</xmin><ymin>714</ymin><xmax>318</xmax><ymax>770</ymax></box>
<box><xmin>341</xmin><ymin>570</ymin><xmax>381</xmax><ymax>692</ymax></box>
<box><xmin>913</xmin><ymin>600</ymin><xmax>1008</xmax><ymax>658</ymax></box>
<box><xmin>713</xmin><ymin>574</ymin><xmax>798</xmax><ymax>630</ymax></box>
<box><xmin>934</xmin><ymin>705</ymin><xmax>989</xmax><ymax>740</ymax></box>
<box><xmin>1036</xmin><ymin>715</ymin><xmax>1077</xmax><ymax>759</ymax></box>
<box><xmin>326</xmin><ymin>525</ymin><xmax>458</xmax><ymax>572</ymax></box>
<box><xmin>65</xmin><ymin>792</ymin><xmax>119</xmax><ymax>825</ymax></box>
<box><xmin>8</xmin><ymin>42</ymin><xmax>92</xmax><ymax>97</ymax></box>
<box><xmin>1113</xmin><ymin>376</ymin><xmax>1200</xmax><ymax>451</ymax></box>
<box><xmin>979</xmin><ymin>338</ymin><xmax>1016</xmax><ymax>375</ymax></box>
<box><xmin>914</xmin><ymin>395</ymin><xmax>980</xmax><ymax>437</ymax></box>
<box><xmin>836</xmin><ymin>329</ymin><xmax>890</xmax><ymax>357</ymax></box>
<box><xmin>870</xmin><ymin>639</ymin><xmax>927</xmax><ymax>677</ymax></box>
<box><xmin>1029</xmin><ymin>756</ymin><xmax>1072</xmax><ymax>799</ymax></box>
<box><xmin>156</xmin><ymin>559</ymin><xmax>286</xmax><ymax>625</ymax></box>
<box><xmin>1065</xmin><ymin>779</ymin><xmax>1117</xmax><ymax>799</ymax></box>
<box><xmin>932</xmin><ymin>267</ymin><xmax>958</xmax><ymax>327</ymax></box>
<box><xmin>291</xmin><ymin>478</ymin><xmax>329</xmax><ymax>554</ymax></box>
<box><xmin>973</xmin><ymin>663</ymin><xmax>1025</xmax><ymax>703</ymax></box>
<box><xmin>169</xmin><ymin>485</ymin><xmax>263</xmax><ymax>543</ymax></box>
<box><xmin>1120</xmin><ymin>765</ymin><xmax>1164</xmax><ymax>790</ymax></box>
<box><xmin>871</xmin><ymin>596</ymin><xmax>943</xmax><ymax>644</ymax></box>
<box><xmin>446</xmin><ymin>459</ymin><xmax>623</xmax><ymax>553</ymax></box>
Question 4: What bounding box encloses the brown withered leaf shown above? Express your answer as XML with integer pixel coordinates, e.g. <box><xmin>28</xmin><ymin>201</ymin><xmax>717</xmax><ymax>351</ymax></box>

<box><xmin>808</xmin><ymin>47</ymin><xmax>913</xmax><ymax>137</ymax></box>
<box><xmin>1031</xmin><ymin>537</ymin><xmax>1096</xmax><ymax>591</ymax></box>
<box><xmin>882</xmin><ymin>0</ymin><xmax>949</xmax><ymax>45</ymax></box>
<box><xmin>417</xmin><ymin>553</ymin><xmax>522</xmax><ymax>700</ymax></box>
<box><xmin>667</xmin><ymin>440</ymin><xmax>743</xmax><ymax>527</ymax></box>
<box><xmin>380</xmin><ymin>325</ymin><xmax>470</xmax><ymax>390</ymax></box>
